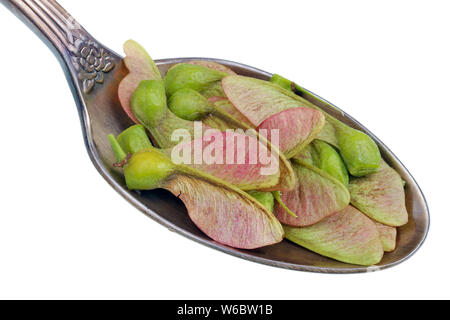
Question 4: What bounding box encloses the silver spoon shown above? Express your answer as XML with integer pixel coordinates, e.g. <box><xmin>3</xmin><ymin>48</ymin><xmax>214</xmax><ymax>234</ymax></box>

<box><xmin>1</xmin><ymin>0</ymin><xmax>429</xmax><ymax>273</ymax></box>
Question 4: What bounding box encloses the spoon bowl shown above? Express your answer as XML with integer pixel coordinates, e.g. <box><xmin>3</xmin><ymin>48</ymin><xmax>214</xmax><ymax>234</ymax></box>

<box><xmin>2</xmin><ymin>0</ymin><xmax>429</xmax><ymax>273</ymax></box>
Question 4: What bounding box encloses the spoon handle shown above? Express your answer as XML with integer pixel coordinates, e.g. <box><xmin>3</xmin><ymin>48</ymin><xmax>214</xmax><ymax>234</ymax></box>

<box><xmin>1</xmin><ymin>0</ymin><xmax>118</xmax><ymax>94</ymax></box>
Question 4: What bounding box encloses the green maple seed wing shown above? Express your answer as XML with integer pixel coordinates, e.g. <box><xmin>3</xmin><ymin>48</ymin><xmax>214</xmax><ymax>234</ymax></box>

<box><xmin>164</xmin><ymin>175</ymin><xmax>284</xmax><ymax>249</ymax></box>
<box><xmin>312</xmin><ymin>140</ymin><xmax>349</xmax><ymax>186</ymax></box>
<box><xmin>284</xmin><ymin>206</ymin><xmax>384</xmax><ymax>266</ymax></box>
<box><xmin>374</xmin><ymin>222</ymin><xmax>397</xmax><ymax>252</ymax></box>
<box><xmin>292</xmin><ymin>144</ymin><xmax>317</xmax><ymax>166</ymax></box>
<box><xmin>274</xmin><ymin>160</ymin><xmax>350</xmax><ymax>226</ymax></box>
<box><xmin>257</xmin><ymin>107</ymin><xmax>325</xmax><ymax>159</ymax></box>
<box><xmin>348</xmin><ymin>160</ymin><xmax>408</xmax><ymax>227</ymax></box>
<box><xmin>316</xmin><ymin>120</ymin><xmax>339</xmax><ymax>149</ymax></box>
<box><xmin>118</xmin><ymin>40</ymin><xmax>162</xmax><ymax>123</ymax></box>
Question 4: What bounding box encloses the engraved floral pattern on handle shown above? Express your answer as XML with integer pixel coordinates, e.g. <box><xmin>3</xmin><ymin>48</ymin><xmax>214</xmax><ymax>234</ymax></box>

<box><xmin>65</xmin><ymin>19</ymin><xmax>115</xmax><ymax>94</ymax></box>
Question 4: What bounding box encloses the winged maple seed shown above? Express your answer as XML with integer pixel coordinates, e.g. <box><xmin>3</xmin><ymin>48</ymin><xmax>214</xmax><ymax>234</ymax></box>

<box><xmin>168</xmin><ymin>130</ymin><xmax>280</xmax><ymax>190</ymax></box>
<box><xmin>118</xmin><ymin>40</ymin><xmax>162</xmax><ymax>123</ymax></box>
<box><xmin>222</xmin><ymin>76</ymin><xmax>325</xmax><ymax>158</ymax></box>
<box><xmin>274</xmin><ymin>159</ymin><xmax>350</xmax><ymax>227</ymax></box>
<box><xmin>349</xmin><ymin>160</ymin><xmax>408</xmax><ymax>227</ymax></box>
<box><xmin>284</xmin><ymin>206</ymin><xmax>384</xmax><ymax>266</ymax></box>
<box><xmin>111</xmin><ymin>143</ymin><xmax>284</xmax><ymax>249</ymax></box>
<box><xmin>165</xmin><ymin>175</ymin><xmax>284</xmax><ymax>249</ymax></box>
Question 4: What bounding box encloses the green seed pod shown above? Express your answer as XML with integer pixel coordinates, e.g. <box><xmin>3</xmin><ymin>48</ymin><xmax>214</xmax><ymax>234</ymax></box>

<box><xmin>270</xmin><ymin>74</ymin><xmax>294</xmax><ymax>91</ymax></box>
<box><xmin>117</xmin><ymin>125</ymin><xmax>152</xmax><ymax>155</ymax></box>
<box><xmin>164</xmin><ymin>63</ymin><xmax>228</xmax><ymax>97</ymax></box>
<box><xmin>168</xmin><ymin>88</ymin><xmax>214</xmax><ymax>121</ymax></box>
<box><xmin>247</xmin><ymin>191</ymin><xmax>275</xmax><ymax>213</ymax></box>
<box><xmin>337</xmin><ymin>126</ymin><xmax>381</xmax><ymax>177</ymax></box>
<box><xmin>124</xmin><ymin>148</ymin><xmax>176</xmax><ymax>190</ymax></box>
<box><xmin>131</xmin><ymin>80</ymin><xmax>168</xmax><ymax>128</ymax></box>
<box><xmin>200</xmin><ymin>81</ymin><xmax>226</xmax><ymax>98</ymax></box>
<box><xmin>312</xmin><ymin>140</ymin><xmax>349</xmax><ymax>186</ymax></box>
<box><xmin>108</xmin><ymin>134</ymin><xmax>127</xmax><ymax>163</ymax></box>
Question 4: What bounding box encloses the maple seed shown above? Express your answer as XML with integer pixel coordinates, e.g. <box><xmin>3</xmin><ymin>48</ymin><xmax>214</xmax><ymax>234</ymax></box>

<box><xmin>113</xmin><ymin>153</ymin><xmax>132</xmax><ymax>168</ymax></box>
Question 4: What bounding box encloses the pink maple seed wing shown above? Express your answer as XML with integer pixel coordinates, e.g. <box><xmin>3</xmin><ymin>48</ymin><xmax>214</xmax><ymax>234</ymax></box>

<box><xmin>173</xmin><ymin>131</ymin><xmax>280</xmax><ymax>191</ymax></box>
<box><xmin>284</xmin><ymin>206</ymin><xmax>384</xmax><ymax>266</ymax></box>
<box><xmin>187</xmin><ymin>60</ymin><xmax>237</xmax><ymax>75</ymax></box>
<box><xmin>348</xmin><ymin>160</ymin><xmax>408</xmax><ymax>227</ymax></box>
<box><xmin>275</xmin><ymin>161</ymin><xmax>350</xmax><ymax>227</ymax></box>
<box><xmin>222</xmin><ymin>75</ymin><xmax>312</xmax><ymax>127</ymax></box>
<box><xmin>257</xmin><ymin>107</ymin><xmax>325</xmax><ymax>159</ymax></box>
<box><xmin>207</xmin><ymin>100</ymin><xmax>297</xmax><ymax>192</ymax></box>
<box><xmin>164</xmin><ymin>175</ymin><xmax>284</xmax><ymax>249</ymax></box>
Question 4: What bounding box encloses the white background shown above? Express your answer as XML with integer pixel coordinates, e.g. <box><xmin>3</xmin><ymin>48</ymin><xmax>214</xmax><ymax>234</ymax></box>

<box><xmin>0</xmin><ymin>0</ymin><xmax>448</xmax><ymax>299</ymax></box>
